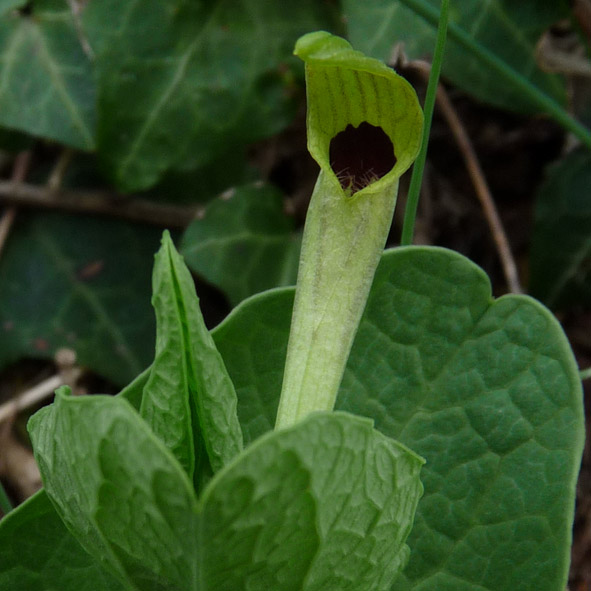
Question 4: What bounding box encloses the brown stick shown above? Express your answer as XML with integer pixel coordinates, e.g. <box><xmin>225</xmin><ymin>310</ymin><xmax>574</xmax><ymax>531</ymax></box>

<box><xmin>0</xmin><ymin>151</ymin><xmax>32</xmax><ymax>257</ymax></box>
<box><xmin>0</xmin><ymin>181</ymin><xmax>200</xmax><ymax>228</ymax></box>
<box><xmin>409</xmin><ymin>60</ymin><xmax>523</xmax><ymax>294</ymax></box>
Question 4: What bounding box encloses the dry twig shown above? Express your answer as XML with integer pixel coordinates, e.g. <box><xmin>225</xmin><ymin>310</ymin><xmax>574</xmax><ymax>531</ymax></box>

<box><xmin>0</xmin><ymin>349</ymin><xmax>82</xmax><ymax>425</ymax></box>
<box><xmin>0</xmin><ymin>151</ymin><xmax>32</xmax><ymax>257</ymax></box>
<box><xmin>0</xmin><ymin>181</ymin><xmax>200</xmax><ymax>228</ymax></box>
<box><xmin>409</xmin><ymin>60</ymin><xmax>523</xmax><ymax>294</ymax></box>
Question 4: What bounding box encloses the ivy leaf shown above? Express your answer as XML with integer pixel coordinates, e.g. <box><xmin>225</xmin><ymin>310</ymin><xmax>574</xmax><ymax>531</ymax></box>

<box><xmin>0</xmin><ymin>490</ymin><xmax>126</xmax><ymax>591</ymax></box>
<box><xmin>140</xmin><ymin>232</ymin><xmax>243</xmax><ymax>485</ymax></box>
<box><xmin>81</xmin><ymin>0</ymin><xmax>335</xmax><ymax>191</ymax></box>
<box><xmin>0</xmin><ymin>213</ymin><xmax>160</xmax><ymax>386</ymax></box>
<box><xmin>213</xmin><ymin>246</ymin><xmax>584</xmax><ymax>591</ymax></box>
<box><xmin>0</xmin><ymin>0</ymin><xmax>95</xmax><ymax>149</ymax></box>
<box><xmin>343</xmin><ymin>0</ymin><xmax>568</xmax><ymax>114</ymax></box>
<box><xmin>0</xmin><ymin>0</ymin><xmax>27</xmax><ymax>17</ymax></box>
<box><xmin>181</xmin><ymin>184</ymin><xmax>301</xmax><ymax>306</ymax></box>
<box><xmin>530</xmin><ymin>148</ymin><xmax>591</xmax><ymax>309</ymax></box>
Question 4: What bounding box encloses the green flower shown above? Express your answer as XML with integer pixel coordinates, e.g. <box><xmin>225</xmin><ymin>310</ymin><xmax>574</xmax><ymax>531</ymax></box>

<box><xmin>276</xmin><ymin>32</ymin><xmax>423</xmax><ymax>429</ymax></box>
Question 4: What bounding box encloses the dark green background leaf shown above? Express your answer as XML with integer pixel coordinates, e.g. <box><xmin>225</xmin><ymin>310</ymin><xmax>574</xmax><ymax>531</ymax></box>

<box><xmin>0</xmin><ymin>0</ymin><xmax>95</xmax><ymax>148</ymax></box>
<box><xmin>82</xmin><ymin>0</ymin><xmax>335</xmax><ymax>191</ymax></box>
<box><xmin>0</xmin><ymin>490</ymin><xmax>126</xmax><ymax>591</ymax></box>
<box><xmin>213</xmin><ymin>246</ymin><xmax>584</xmax><ymax>591</ymax></box>
<box><xmin>181</xmin><ymin>184</ymin><xmax>301</xmax><ymax>306</ymax></box>
<box><xmin>0</xmin><ymin>0</ymin><xmax>27</xmax><ymax>16</ymax></box>
<box><xmin>343</xmin><ymin>0</ymin><xmax>568</xmax><ymax>114</ymax></box>
<box><xmin>530</xmin><ymin>148</ymin><xmax>591</xmax><ymax>309</ymax></box>
<box><xmin>0</xmin><ymin>213</ymin><xmax>159</xmax><ymax>386</ymax></box>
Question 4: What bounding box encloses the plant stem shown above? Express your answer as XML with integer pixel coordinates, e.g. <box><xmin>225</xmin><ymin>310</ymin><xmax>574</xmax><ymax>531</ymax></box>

<box><xmin>399</xmin><ymin>0</ymin><xmax>591</xmax><ymax>148</ymax></box>
<box><xmin>0</xmin><ymin>480</ymin><xmax>13</xmax><ymax>515</ymax></box>
<box><xmin>580</xmin><ymin>367</ymin><xmax>591</xmax><ymax>381</ymax></box>
<box><xmin>275</xmin><ymin>172</ymin><xmax>400</xmax><ymax>428</ymax></box>
<box><xmin>401</xmin><ymin>0</ymin><xmax>449</xmax><ymax>246</ymax></box>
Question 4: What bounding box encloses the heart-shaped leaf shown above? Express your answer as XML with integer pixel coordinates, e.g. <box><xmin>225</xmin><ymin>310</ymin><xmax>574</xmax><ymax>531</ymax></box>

<box><xmin>213</xmin><ymin>245</ymin><xmax>585</xmax><ymax>591</ymax></box>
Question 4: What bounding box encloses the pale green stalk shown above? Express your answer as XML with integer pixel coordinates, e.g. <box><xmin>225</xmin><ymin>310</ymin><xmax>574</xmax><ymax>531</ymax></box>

<box><xmin>276</xmin><ymin>170</ymin><xmax>400</xmax><ymax>427</ymax></box>
<box><xmin>275</xmin><ymin>32</ymin><xmax>423</xmax><ymax>429</ymax></box>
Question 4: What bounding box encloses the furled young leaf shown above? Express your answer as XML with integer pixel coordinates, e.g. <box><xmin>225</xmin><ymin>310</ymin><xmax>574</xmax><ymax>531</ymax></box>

<box><xmin>530</xmin><ymin>148</ymin><xmax>591</xmax><ymax>309</ymax></box>
<box><xmin>199</xmin><ymin>411</ymin><xmax>423</xmax><ymax>591</ymax></box>
<box><xmin>0</xmin><ymin>0</ymin><xmax>95</xmax><ymax>148</ymax></box>
<box><xmin>181</xmin><ymin>184</ymin><xmax>301</xmax><ymax>306</ymax></box>
<box><xmin>0</xmin><ymin>213</ymin><xmax>160</xmax><ymax>386</ymax></box>
<box><xmin>29</xmin><ymin>390</ymin><xmax>199</xmax><ymax>591</ymax></box>
<box><xmin>140</xmin><ymin>232</ymin><xmax>243</xmax><ymax>483</ymax></box>
<box><xmin>0</xmin><ymin>490</ymin><xmax>126</xmax><ymax>591</ymax></box>
<box><xmin>81</xmin><ymin>0</ymin><xmax>335</xmax><ymax>191</ymax></box>
<box><xmin>213</xmin><ymin>246</ymin><xmax>584</xmax><ymax>591</ymax></box>
<box><xmin>343</xmin><ymin>0</ymin><xmax>568</xmax><ymax>114</ymax></box>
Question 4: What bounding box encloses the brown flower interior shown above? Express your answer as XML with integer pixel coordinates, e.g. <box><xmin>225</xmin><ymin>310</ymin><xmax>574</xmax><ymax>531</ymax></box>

<box><xmin>329</xmin><ymin>121</ymin><xmax>396</xmax><ymax>195</ymax></box>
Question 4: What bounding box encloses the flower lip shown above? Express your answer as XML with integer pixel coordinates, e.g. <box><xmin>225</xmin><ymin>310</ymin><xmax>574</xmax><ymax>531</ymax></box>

<box><xmin>330</xmin><ymin>121</ymin><xmax>396</xmax><ymax>195</ymax></box>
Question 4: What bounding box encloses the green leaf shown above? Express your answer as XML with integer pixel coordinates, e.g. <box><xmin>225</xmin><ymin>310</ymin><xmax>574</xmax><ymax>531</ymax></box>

<box><xmin>0</xmin><ymin>213</ymin><xmax>160</xmax><ymax>386</ymax></box>
<box><xmin>213</xmin><ymin>286</ymin><xmax>294</xmax><ymax>442</ymax></box>
<box><xmin>181</xmin><ymin>183</ymin><xmax>301</xmax><ymax>306</ymax></box>
<box><xmin>200</xmin><ymin>411</ymin><xmax>423</xmax><ymax>591</ymax></box>
<box><xmin>117</xmin><ymin>366</ymin><xmax>150</xmax><ymax>411</ymax></box>
<box><xmin>81</xmin><ymin>0</ymin><xmax>335</xmax><ymax>191</ymax></box>
<box><xmin>0</xmin><ymin>490</ymin><xmax>126</xmax><ymax>591</ymax></box>
<box><xmin>140</xmin><ymin>232</ymin><xmax>243</xmax><ymax>483</ymax></box>
<box><xmin>213</xmin><ymin>246</ymin><xmax>584</xmax><ymax>591</ymax></box>
<box><xmin>343</xmin><ymin>0</ymin><xmax>568</xmax><ymax>114</ymax></box>
<box><xmin>0</xmin><ymin>0</ymin><xmax>95</xmax><ymax>149</ymax></box>
<box><xmin>530</xmin><ymin>148</ymin><xmax>591</xmax><ymax>309</ymax></box>
<box><xmin>0</xmin><ymin>0</ymin><xmax>26</xmax><ymax>18</ymax></box>
<box><xmin>29</xmin><ymin>392</ymin><xmax>199</xmax><ymax>591</ymax></box>
<box><xmin>26</xmin><ymin>391</ymin><xmax>422</xmax><ymax>591</ymax></box>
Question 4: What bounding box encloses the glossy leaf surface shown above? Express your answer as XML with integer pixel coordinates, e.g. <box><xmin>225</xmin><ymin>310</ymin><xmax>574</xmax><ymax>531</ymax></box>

<box><xmin>0</xmin><ymin>0</ymin><xmax>95</xmax><ymax>148</ymax></box>
<box><xmin>0</xmin><ymin>213</ymin><xmax>159</xmax><ymax>386</ymax></box>
<box><xmin>343</xmin><ymin>0</ymin><xmax>568</xmax><ymax>114</ymax></box>
<box><xmin>530</xmin><ymin>148</ymin><xmax>591</xmax><ymax>309</ymax></box>
<box><xmin>181</xmin><ymin>184</ymin><xmax>300</xmax><ymax>306</ymax></box>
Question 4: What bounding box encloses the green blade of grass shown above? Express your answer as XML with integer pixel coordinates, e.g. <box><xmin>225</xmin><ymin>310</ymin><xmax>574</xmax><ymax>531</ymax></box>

<box><xmin>401</xmin><ymin>0</ymin><xmax>449</xmax><ymax>246</ymax></box>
